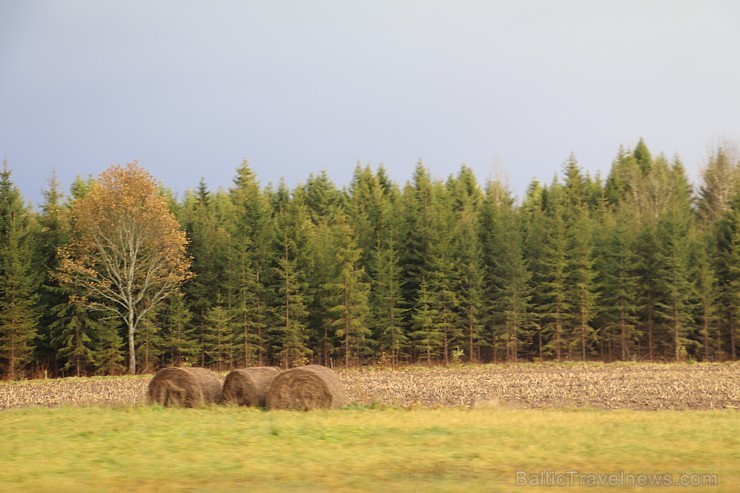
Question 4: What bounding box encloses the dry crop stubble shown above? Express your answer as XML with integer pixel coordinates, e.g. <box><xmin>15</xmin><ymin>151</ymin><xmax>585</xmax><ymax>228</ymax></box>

<box><xmin>1</xmin><ymin>363</ymin><xmax>738</xmax><ymax>411</ymax></box>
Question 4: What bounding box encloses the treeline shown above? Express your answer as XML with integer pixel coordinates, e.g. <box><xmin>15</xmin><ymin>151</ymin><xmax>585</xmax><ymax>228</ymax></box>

<box><xmin>1</xmin><ymin>139</ymin><xmax>739</xmax><ymax>377</ymax></box>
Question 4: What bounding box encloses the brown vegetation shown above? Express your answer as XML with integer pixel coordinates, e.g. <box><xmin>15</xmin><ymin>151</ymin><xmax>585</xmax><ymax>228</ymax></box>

<box><xmin>1</xmin><ymin>363</ymin><xmax>737</xmax><ymax>411</ymax></box>
<box><xmin>337</xmin><ymin>363</ymin><xmax>740</xmax><ymax>410</ymax></box>
<box><xmin>222</xmin><ymin>367</ymin><xmax>281</xmax><ymax>407</ymax></box>
<box><xmin>147</xmin><ymin>367</ymin><xmax>222</xmax><ymax>407</ymax></box>
<box><xmin>267</xmin><ymin>365</ymin><xmax>348</xmax><ymax>410</ymax></box>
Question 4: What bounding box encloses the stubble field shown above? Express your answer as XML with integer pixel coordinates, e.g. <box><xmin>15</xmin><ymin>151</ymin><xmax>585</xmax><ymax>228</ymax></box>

<box><xmin>1</xmin><ymin>362</ymin><xmax>738</xmax><ymax>410</ymax></box>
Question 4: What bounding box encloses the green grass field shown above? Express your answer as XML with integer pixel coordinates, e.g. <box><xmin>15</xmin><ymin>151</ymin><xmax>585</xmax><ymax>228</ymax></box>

<box><xmin>1</xmin><ymin>405</ymin><xmax>736</xmax><ymax>492</ymax></box>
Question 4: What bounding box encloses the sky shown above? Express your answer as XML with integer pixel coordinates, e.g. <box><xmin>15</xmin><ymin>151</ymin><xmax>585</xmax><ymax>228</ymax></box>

<box><xmin>1</xmin><ymin>0</ymin><xmax>739</xmax><ymax>207</ymax></box>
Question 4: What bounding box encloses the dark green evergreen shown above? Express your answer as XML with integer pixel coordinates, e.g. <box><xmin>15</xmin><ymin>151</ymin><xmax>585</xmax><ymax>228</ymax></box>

<box><xmin>0</xmin><ymin>162</ymin><xmax>38</xmax><ymax>379</ymax></box>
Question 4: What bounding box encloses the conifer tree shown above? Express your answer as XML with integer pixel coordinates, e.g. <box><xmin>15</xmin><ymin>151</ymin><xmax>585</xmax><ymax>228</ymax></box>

<box><xmin>349</xmin><ymin>165</ymin><xmax>407</xmax><ymax>365</ymax></box>
<box><xmin>566</xmin><ymin>205</ymin><xmax>599</xmax><ymax>360</ymax></box>
<box><xmin>652</xmin><ymin>159</ymin><xmax>695</xmax><ymax>361</ymax></box>
<box><xmin>228</xmin><ymin>161</ymin><xmax>272</xmax><ymax>365</ymax></box>
<box><xmin>91</xmin><ymin>316</ymin><xmax>124</xmax><ymax>375</ymax></box>
<box><xmin>372</xmin><ymin>227</ymin><xmax>407</xmax><ymax>366</ymax></box>
<box><xmin>204</xmin><ymin>300</ymin><xmax>235</xmax><ymax>371</ymax></box>
<box><xmin>538</xmin><ymin>185</ymin><xmax>570</xmax><ymax>361</ymax></box>
<box><xmin>326</xmin><ymin>213</ymin><xmax>371</xmax><ymax>367</ymax></box>
<box><xmin>158</xmin><ymin>291</ymin><xmax>197</xmax><ymax>367</ymax></box>
<box><xmin>268</xmin><ymin>184</ymin><xmax>312</xmax><ymax>367</ymax></box>
<box><xmin>306</xmin><ymin>218</ymin><xmax>339</xmax><ymax>365</ymax></box>
<box><xmin>698</xmin><ymin>146</ymin><xmax>739</xmax><ymax>224</ymax></box>
<box><xmin>181</xmin><ymin>180</ymin><xmax>230</xmax><ymax>366</ymax></box>
<box><xmin>400</xmin><ymin>163</ymin><xmax>436</xmax><ymax>317</ymax></box>
<box><xmin>302</xmin><ymin>170</ymin><xmax>343</xmax><ymax>225</ymax></box>
<box><xmin>448</xmin><ymin>166</ymin><xmax>485</xmax><ymax>362</ymax></box>
<box><xmin>0</xmin><ymin>162</ymin><xmax>38</xmax><ymax>379</ymax></box>
<box><xmin>690</xmin><ymin>230</ymin><xmax>720</xmax><ymax>361</ymax></box>
<box><xmin>655</xmin><ymin>211</ymin><xmax>694</xmax><ymax>360</ymax></box>
<box><xmin>136</xmin><ymin>314</ymin><xmax>162</xmax><ymax>374</ymax></box>
<box><xmin>480</xmin><ymin>181</ymin><xmax>531</xmax><ymax>362</ymax></box>
<box><xmin>521</xmin><ymin>180</ymin><xmax>549</xmax><ymax>360</ymax></box>
<box><xmin>424</xmin><ymin>182</ymin><xmax>462</xmax><ymax>365</ymax></box>
<box><xmin>50</xmin><ymin>296</ymin><xmax>95</xmax><ymax>376</ymax></box>
<box><xmin>716</xmin><ymin>196</ymin><xmax>740</xmax><ymax>360</ymax></box>
<box><xmin>633</xmin><ymin>137</ymin><xmax>653</xmax><ymax>175</ymax></box>
<box><xmin>410</xmin><ymin>280</ymin><xmax>441</xmax><ymax>364</ymax></box>
<box><xmin>605</xmin><ymin>147</ymin><xmax>642</xmax><ymax>206</ymax></box>
<box><xmin>33</xmin><ymin>172</ymin><xmax>70</xmax><ymax>374</ymax></box>
<box><xmin>598</xmin><ymin>206</ymin><xmax>641</xmax><ymax>360</ymax></box>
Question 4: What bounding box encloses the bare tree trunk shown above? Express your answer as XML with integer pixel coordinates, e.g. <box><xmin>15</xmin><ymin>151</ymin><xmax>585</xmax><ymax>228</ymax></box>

<box><xmin>8</xmin><ymin>345</ymin><xmax>15</xmax><ymax>380</ymax></box>
<box><xmin>730</xmin><ymin>315</ymin><xmax>736</xmax><ymax>360</ymax></box>
<box><xmin>344</xmin><ymin>284</ymin><xmax>350</xmax><ymax>368</ymax></box>
<box><xmin>127</xmin><ymin>319</ymin><xmax>136</xmax><ymax>375</ymax></box>
<box><xmin>674</xmin><ymin>302</ymin><xmax>681</xmax><ymax>362</ymax></box>
<box><xmin>647</xmin><ymin>295</ymin><xmax>655</xmax><ymax>361</ymax></box>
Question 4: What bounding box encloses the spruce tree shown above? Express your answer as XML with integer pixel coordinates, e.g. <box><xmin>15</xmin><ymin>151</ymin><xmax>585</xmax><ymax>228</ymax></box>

<box><xmin>633</xmin><ymin>137</ymin><xmax>653</xmax><ymax>175</ymax></box>
<box><xmin>33</xmin><ymin>171</ymin><xmax>70</xmax><ymax>374</ymax></box>
<box><xmin>50</xmin><ymin>296</ymin><xmax>95</xmax><ymax>376</ymax></box>
<box><xmin>307</xmin><ymin>218</ymin><xmax>339</xmax><ymax>365</ymax></box>
<box><xmin>566</xmin><ymin>205</ymin><xmax>599</xmax><ymax>360</ymax></box>
<box><xmin>228</xmin><ymin>161</ymin><xmax>272</xmax><ymax>366</ymax></box>
<box><xmin>424</xmin><ymin>182</ymin><xmax>462</xmax><ymax>365</ymax></box>
<box><xmin>521</xmin><ymin>180</ymin><xmax>548</xmax><ymax>360</ymax></box>
<box><xmin>480</xmin><ymin>181</ymin><xmax>531</xmax><ymax>362</ymax></box>
<box><xmin>598</xmin><ymin>206</ymin><xmax>641</xmax><ymax>360</ymax></box>
<box><xmin>181</xmin><ymin>180</ymin><xmax>231</xmax><ymax>366</ymax></box>
<box><xmin>158</xmin><ymin>291</ymin><xmax>198</xmax><ymax>367</ymax></box>
<box><xmin>92</xmin><ymin>316</ymin><xmax>124</xmax><ymax>375</ymax></box>
<box><xmin>652</xmin><ymin>159</ymin><xmax>695</xmax><ymax>361</ymax></box>
<box><xmin>326</xmin><ymin>213</ymin><xmax>371</xmax><ymax>367</ymax></box>
<box><xmin>698</xmin><ymin>146</ymin><xmax>739</xmax><ymax>224</ymax></box>
<box><xmin>690</xmin><ymin>230</ymin><xmax>720</xmax><ymax>361</ymax></box>
<box><xmin>716</xmin><ymin>196</ymin><xmax>740</xmax><ymax>360</ymax></box>
<box><xmin>0</xmin><ymin>162</ymin><xmax>37</xmax><ymax>379</ymax></box>
<box><xmin>410</xmin><ymin>280</ymin><xmax>441</xmax><ymax>364</ymax></box>
<box><xmin>400</xmin><ymin>163</ymin><xmax>436</xmax><ymax>319</ymax></box>
<box><xmin>372</xmin><ymin>227</ymin><xmax>407</xmax><ymax>366</ymax></box>
<box><xmin>136</xmin><ymin>314</ymin><xmax>163</xmax><ymax>374</ymax></box>
<box><xmin>538</xmin><ymin>185</ymin><xmax>570</xmax><ymax>361</ymax></box>
<box><xmin>268</xmin><ymin>184</ymin><xmax>312</xmax><ymax>367</ymax></box>
<box><xmin>654</xmin><ymin>211</ymin><xmax>694</xmax><ymax>360</ymax></box>
<box><xmin>349</xmin><ymin>165</ymin><xmax>407</xmax><ymax>365</ymax></box>
<box><xmin>204</xmin><ymin>300</ymin><xmax>235</xmax><ymax>371</ymax></box>
<box><xmin>448</xmin><ymin>166</ymin><xmax>485</xmax><ymax>362</ymax></box>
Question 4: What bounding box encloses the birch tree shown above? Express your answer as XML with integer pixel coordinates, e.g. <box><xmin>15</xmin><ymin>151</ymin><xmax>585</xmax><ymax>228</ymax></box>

<box><xmin>57</xmin><ymin>163</ymin><xmax>192</xmax><ymax>374</ymax></box>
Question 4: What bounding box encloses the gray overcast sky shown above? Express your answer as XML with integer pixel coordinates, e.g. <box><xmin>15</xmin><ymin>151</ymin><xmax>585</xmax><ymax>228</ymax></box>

<box><xmin>1</xmin><ymin>0</ymin><xmax>739</xmax><ymax>206</ymax></box>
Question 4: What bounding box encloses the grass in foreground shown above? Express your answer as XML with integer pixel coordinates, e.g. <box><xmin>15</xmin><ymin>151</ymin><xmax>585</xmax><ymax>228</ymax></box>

<box><xmin>0</xmin><ymin>405</ymin><xmax>737</xmax><ymax>492</ymax></box>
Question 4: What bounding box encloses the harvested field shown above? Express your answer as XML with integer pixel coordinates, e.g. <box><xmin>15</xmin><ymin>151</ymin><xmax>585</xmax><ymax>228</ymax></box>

<box><xmin>337</xmin><ymin>363</ymin><xmax>740</xmax><ymax>410</ymax></box>
<box><xmin>0</xmin><ymin>376</ymin><xmax>150</xmax><ymax>410</ymax></box>
<box><xmin>0</xmin><ymin>363</ymin><xmax>738</xmax><ymax>411</ymax></box>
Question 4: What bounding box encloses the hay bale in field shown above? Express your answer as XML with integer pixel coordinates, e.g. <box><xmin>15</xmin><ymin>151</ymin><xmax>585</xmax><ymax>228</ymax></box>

<box><xmin>267</xmin><ymin>364</ymin><xmax>348</xmax><ymax>411</ymax></box>
<box><xmin>222</xmin><ymin>367</ymin><xmax>281</xmax><ymax>407</ymax></box>
<box><xmin>147</xmin><ymin>367</ymin><xmax>222</xmax><ymax>407</ymax></box>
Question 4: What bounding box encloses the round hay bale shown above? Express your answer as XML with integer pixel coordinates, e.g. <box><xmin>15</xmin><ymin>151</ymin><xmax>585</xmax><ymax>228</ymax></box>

<box><xmin>147</xmin><ymin>367</ymin><xmax>222</xmax><ymax>407</ymax></box>
<box><xmin>222</xmin><ymin>367</ymin><xmax>281</xmax><ymax>407</ymax></box>
<box><xmin>267</xmin><ymin>364</ymin><xmax>348</xmax><ymax>411</ymax></box>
